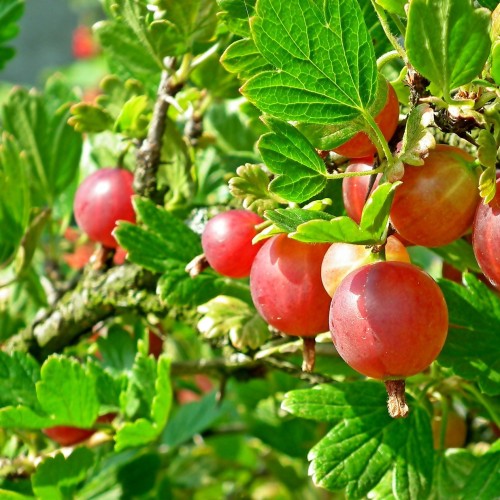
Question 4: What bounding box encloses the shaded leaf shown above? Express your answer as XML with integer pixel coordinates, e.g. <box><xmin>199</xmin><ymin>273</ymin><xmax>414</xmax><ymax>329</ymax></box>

<box><xmin>438</xmin><ymin>274</ymin><xmax>500</xmax><ymax>395</ymax></box>
<box><xmin>406</xmin><ymin>0</ymin><xmax>491</xmax><ymax>98</ymax></box>
<box><xmin>32</xmin><ymin>448</ymin><xmax>95</xmax><ymax>500</ymax></box>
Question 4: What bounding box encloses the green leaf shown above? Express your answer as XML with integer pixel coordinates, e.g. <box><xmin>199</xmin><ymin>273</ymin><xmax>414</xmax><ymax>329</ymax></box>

<box><xmin>115</xmin><ymin>356</ymin><xmax>172</xmax><ymax>451</ymax></box>
<box><xmin>0</xmin><ymin>133</ymin><xmax>30</xmax><ymax>265</ymax></box>
<box><xmin>396</xmin><ymin>105</ymin><xmax>436</xmax><ymax>166</ymax></box>
<box><xmin>158</xmin><ymin>268</ymin><xmax>226</xmax><ymax>307</ymax></box>
<box><xmin>491</xmin><ymin>40</ymin><xmax>500</xmax><ymax>85</ymax></box>
<box><xmin>292</xmin><ymin>182</ymin><xmax>398</xmax><ymax>244</ymax></box>
<box><xmin>115</xmin><ymin>197</ymin><xmax>201</xmax><ymax>273</ymax></box>
<box><xmin>120</xmin><ymin>353</ymin><xmax>157</xmax><ymax>420</ymax></box>
<box><xmin>359</xmin><ymin>181</ymin><xmax>400</xmax><ymax>239</ymax></box>
<box><xmin>477</xmin><ymin>129</ymin><xmax>498</xmax><ymax>203</ymax></box>
<box><xmin>375</xmin><ymin>0</ymin><xmax>406</xmax><ymax>17</ymax></box>
<box><xmin>96</xmin><ymin>326</ymin><xmax>137</xmax><ymax>373</ymax></box>
<box><xmin>151</xmin><ymin>0</ymin><xmax>218</xmax><ymax>56</ymax></box>
<box><xmin>264</xmin><ymin>208</ymin><xmax>333</xmax><ymax>234</ymax></box>
<box><xmin>461</xmin><ymin>444</ymin><xmax>500</xmax><ymax>499</ymax></box>
<box><xmin>258</xmin><ymin>117</ymin><xmax>327</xmax><ymax>203</ymax></box>
<box><xmin>282</xmin><ymin>382</ymin><xmax>433</xmax><ymax>498</ymax></box>
<box><xmin>114</xmin><ymin>95</ymin><xmax>151</xmax><ymax>138</ymax></box>
<box><xmin>393</xmin><ymin>408</ymin><xmax>433</xmax><ymax>500</ymax></box>
<box><xmin>242</xmin><ymin>0</ymin><xmax>378</xmax><ymax>124</ymax></box>
<box><xmin>0</xmin><ymin>351</ymin><xmax>40</xmax><ymax>409</ymax></box>
<box><xmin>31</xmin><ymin>448</ymin><xmax>95</xmax><ymax>500</ymax></box>
<box><xmin>360</xmin><ymin>0</ymin><xmax>399</xmax><ymax>57</ymax></box>
<box><xmin>220</xmin><ymin>38</ymin><xmax>272</xmax><ymax>80</ymax></box>
<box><xmin>438</xmin><ymin>274</ymin><xmax>500</xmax><ymax>395</ymax></box>
<box><xmin>433</xmin><ymin>449</ymin><xmax>478</xmax><ymax>499</ymax></box>
<box><xmin>94</xmin><ymin>1</ymin><xmax>163</xmax><ymax>81</ymax></box>
<box><xmin>159</xmin><ymin>118</ymin><xmax>192</xmax><ymax>210</ymax></box>
<box><xmin>228</xmin><ymin>164</ymin><xmax>281</xmax><ymax>215</ymax></box>
<box><xmin>430</xmin><ymin>238</ymin><xmax>481</xmax><ymax>274</ymax></box>
<box><xmin>406</xmin><ymin>0</ymin><xmax>491</xmax><ymax>98</ymax></box>
<box><xmin>0</xmin><ymin>0</ymin><xmax>24</xmax><ymax>70</ymax></box>
<box><xmin>296</xmin><ymin>73</ymin><xmax>392</xmax><ymax>150</ymax></box>
<box><xmin>2</xmin><ymin>83</ymin><xmax>82</xmax><ymax>207</ymax></box>
<box><xmin>36</xmin><ymin>356</ymin><xmax>100</xmax><ymax>427</ymax></box>
<box><xmin>0</xmin><ymin>356</ymin><xmax>100</xmax><ymax>429</ymax></box>
<box><xmin>14</xmin><ymin>208</ymin><xmax>51</xmax><ymax>278</ymax></box>
<box><xmin>162</xmin><ymin>392</ymin><xmax>226</xmax><ymax>448</ymax></box>
<box><xmin>217</xmin><ymin>0</ymin><xmax>256</xmax><ymax>37</ymax></box>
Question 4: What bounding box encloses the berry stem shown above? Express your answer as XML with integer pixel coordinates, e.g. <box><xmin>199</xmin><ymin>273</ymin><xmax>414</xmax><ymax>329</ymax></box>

<box><xmin>385</xmin><ymin>379</ymin><xmax>409</xmax><ymax>418</ymax></box>
<box><xmin>302</xmin><ymin>336</ymin><xmax>316</xmax><ymax>373</ymax></box>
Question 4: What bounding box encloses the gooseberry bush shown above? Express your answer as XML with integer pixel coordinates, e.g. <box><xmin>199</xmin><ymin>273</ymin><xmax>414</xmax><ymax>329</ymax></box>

<box><xmin>0</xmin><ymin>0</ymin><xmax>499</xmax><ymax>498</ymax></box>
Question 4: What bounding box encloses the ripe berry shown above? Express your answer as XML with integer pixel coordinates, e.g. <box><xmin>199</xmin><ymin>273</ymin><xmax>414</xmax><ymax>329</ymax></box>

<box><xmin>342</xmin><ymin>158</ymin><xmax>381</xmax><ymax>224</ymax></box>
<box><xmin>201</xmin><ymin>210</ymin><xmax>265</xmax><ymax>278</ymax></box>
<box><xmin>329</xmin><ymin>261</ymin><xmax>448</xmax><ymax>380</ymax></box>
<box><xmin>321</xmin><ymin>235</ymin><xmax>410</xmax><ymax>297</ymax></box>
<box><xmin>390</xmin><ymin>145</ymin><xmax>479</xmax><ymax>247</ymax></box>
<box><xmin>333</xmin><ymin>82</ymin><xmax>399</xmax><ymax>159</ymax></box>
<box><xmin>250</xmin><ymin>235</ymin><xmax>331</xmax><ymax>337</ymax></box>
<box><xmin>74</xmin><ymin>168</ymin><xmax>135</xmax><ymax>249</ymax></box>
<box><xmin>472</xmin><ymin>178</ymin><xmax>500</xmax><ymax>290</ymax></box>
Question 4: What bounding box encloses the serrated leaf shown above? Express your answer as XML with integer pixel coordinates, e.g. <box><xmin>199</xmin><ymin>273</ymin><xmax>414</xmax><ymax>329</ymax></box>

<box><xmin>31</xmin><ymin>448</ymin><xmax>95</xmax><ymax>500</ymax></box>
<box><xmin>120</xmin><ymin>353</ymin><xmax>157</xmax><ymax>420</ymax></box>
<box><xmin>162</xmin><ymin>391</ymin><xmax>227</xmax><ymax>447</ymax></box>
<box><xmin>296</xmin><ymin>74</ymin><xmax>392</xmax><ymax>150</ymax></box>
<box><xmin>152</xmin><ymin>0</ymin><xmax>218</xmax><ymax>55</ymax></box>
<box><xmin>397</xmin><ymin>105</ymin><xmax>436</xmax><ymax>166</ymax></box>
<box><xmin>2</xmin><ymin>83</ymin><xmax>82</xmax><ymax>207</ymax></box>
<box><xmin>461</xmin><ymin>445</ymin><xmax>500</xmax><ymax>499</ymax></box>
<box><xmin>220</xmin><ymin>38</ymin><xmax>273</xmax><ymax>80</ymax></box>
<box><xmin>216</xmin><ymin>0</ymin><xmax>256</xmax><ymax>37</ymax></box>
<box><xmin>438</xmin><ymin>274</ymin><xmax>500</xmax><ymax>395</ymax></box>
<box><xmin>406</xmin><ymin>0</ymin><xmax>491</xmax><ymax>99</ymax></box>
<box><xmin>0</xmin><ymin>0</ymin><xmax>24</xmax><ymax>70</ymax></box>
<box><xmin>115</xmin><ymin>197</ymin><xmax>201</xmax><ymax>272</ymax></box>
<box><xmin>242</xmin><ymin>0</ymin><xmax>378</xmax><ymax>124</ymax></box>
<box><xmin>0</xmin><ymin>133</ymin><xmax>30</xmax><ymax>265</ymax></box>
<box><xmin>0</xmin><ymin>356</ymin><xmax>100</xmax><ymax>429</ymax></box>
<box><xmin>264</xmin><ymin>208</ymin><xmax>333</xmax><ymax>234</ymax></box>
<box><xmin>115</xmin><ymin>356</ymin><xmax>172</xmax><ymax>451</ymax></box>
<box><xmin>393</xmin><ymin>407</ymin><xmax>433</xmax><ymax>500</ymax></box>
<box><xmin>94</xmin><ymin>1</ymin><xmax>163</xmax><ymax>81</ymax></box>
<box><xmin>477</xmin><ymin>129</ymin><xmax>498</xmax><ymax>203</ymax></box>
<box><xmin>0</xmin><ymin>351</ymin><xmax>40</xmax><ymax>409</ymax></box>
<box><xmin>258</xmin><ymin>117</ymin><xmax>327</xmax><ymax>203</ymax></box>
<box><xmin>292</xmin><ymin>182</ymin><xmax>397</xmax><ymax>244</ymax></box>
<box><xmin>197</xmin><ymin>295</ymin><xmax>269</xmax><ymax>350</ymax></box>
<box><xmin>283</xmin><ymin>383</ymin><xmax>433</xmax><ymax>498</ymax></box>
<box><xmin>432</xmin><ymin>449</ymin><xmax>478</xmax><ymax>499</ymax></box>
<box><xmin>229</xmin><ymin>164</ymin><xmax>280</xmax><ymax>215</ymax></box>
<box><xmin>36</xmin><ymin>356</ymin><xmax>100</xmax><ymax>427</ymax></box>
<box><xmin>158</xmin><ymin>268</ymin><xmax>225</xmax><ymax>307</ymax></box>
